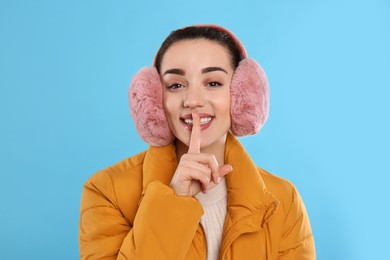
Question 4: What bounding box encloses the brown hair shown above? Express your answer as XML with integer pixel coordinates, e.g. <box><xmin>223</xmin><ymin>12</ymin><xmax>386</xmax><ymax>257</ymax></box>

<box><xmin>154</xmin><ymin>26</ymin><xmax>244</xmax><ymax>73</ymax></box>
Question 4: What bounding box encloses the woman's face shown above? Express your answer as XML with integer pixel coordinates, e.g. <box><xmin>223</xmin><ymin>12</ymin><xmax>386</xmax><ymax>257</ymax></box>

<box><xmin>160</xmin><ymin>39</ymin><xmax>234</xmax><ymax>151</ymax></box>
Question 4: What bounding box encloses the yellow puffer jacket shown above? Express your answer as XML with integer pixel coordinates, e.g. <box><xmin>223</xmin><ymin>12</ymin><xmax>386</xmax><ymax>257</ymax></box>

<box><xmin>79</xmin><ymin>134</ymin><xmax>315</xmax><ymax>259</ymax></box>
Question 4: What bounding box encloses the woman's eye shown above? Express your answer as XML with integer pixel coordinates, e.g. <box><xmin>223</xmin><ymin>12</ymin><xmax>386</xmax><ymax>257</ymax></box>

<box><xmin>207</xmin><ymin>81</ymin><xmax>222</xmax><ymax>87</ymax></box>
<box><xmin>167</xmin><ymin>83</ymin><xmax>183</xmax><ymax>89</ymax></box>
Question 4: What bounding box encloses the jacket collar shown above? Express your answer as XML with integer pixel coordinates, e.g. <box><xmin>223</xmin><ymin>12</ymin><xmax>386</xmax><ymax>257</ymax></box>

<box><xmin>142</xmin><ymin>142</ymin><xmax>178</xmax><ymax>192</ymax></box>
<box><xmin>224</xmin><ymin>133</ymin><xmax>279</xmax><ymax>228</ymax></box>
<box><xmin>141</xmin><ymin>133</ymin><xmax>279</xmax><ymax>227</ymax></box>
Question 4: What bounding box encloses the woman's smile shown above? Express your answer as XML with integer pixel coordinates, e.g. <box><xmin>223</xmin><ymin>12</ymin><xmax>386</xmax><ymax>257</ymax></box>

<box><xmin>180</xmin><ymin>113</ymin><xmax>215</xmax><ymax>131</ymax></box>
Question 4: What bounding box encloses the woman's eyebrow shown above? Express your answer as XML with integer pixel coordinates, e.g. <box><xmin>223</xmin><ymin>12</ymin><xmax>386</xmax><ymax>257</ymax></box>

<box><xmin>201</xmin><ymin>67</ymin><xmax>228</xmax><ymax>74</ymax></box>
<box><xmin>163</xmin><ymin>67</ymin><xmax>228</xmax><ymax>76</ymax></box>
<box><xmin>163</xmin><ymin>68</ymin><xmax>185</xmax><ymax>76</ymax></box>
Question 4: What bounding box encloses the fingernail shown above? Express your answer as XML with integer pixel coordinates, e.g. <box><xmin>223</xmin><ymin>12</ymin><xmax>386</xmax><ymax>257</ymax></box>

<box><xmin>216</xmin><ymin>177</ymin><xmax>221</xmax><ymax>184</ymax></box>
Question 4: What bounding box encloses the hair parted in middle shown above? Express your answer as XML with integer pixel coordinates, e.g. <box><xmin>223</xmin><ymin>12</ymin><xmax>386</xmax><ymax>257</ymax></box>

<box><xmin>129</xmin><ymin>24</ymin><xmax>270</xmax><ymax>147</ymax></box>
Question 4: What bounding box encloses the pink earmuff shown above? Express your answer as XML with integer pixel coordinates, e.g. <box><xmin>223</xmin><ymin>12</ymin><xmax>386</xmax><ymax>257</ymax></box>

<box><xmin>129</xmin><ymin>25</ymin><xmax>269</xmax><ymax>147</ymax></box>
<box><xmin>230</xmin><ymin>58</ymin><xmax>269</xmax><ymax>136</ymax></box>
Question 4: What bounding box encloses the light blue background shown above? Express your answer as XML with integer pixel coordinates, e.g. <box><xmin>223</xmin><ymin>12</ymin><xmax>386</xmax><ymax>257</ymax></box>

<box><xmin>1</xmin><ymin>0</ymin><xmax>389</xmax><ymax>259</ymax></box>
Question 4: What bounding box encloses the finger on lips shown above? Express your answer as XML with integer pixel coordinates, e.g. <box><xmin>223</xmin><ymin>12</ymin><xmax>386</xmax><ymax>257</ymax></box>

<box><xmin>188</xmin><ymin>113</ymin><xmax>201</xmax><ymax>154</ymax></box>
<box><xmin>182</xmin><ymin>112</ymin><xmax>232</xmax><ymax>194</ymax></box>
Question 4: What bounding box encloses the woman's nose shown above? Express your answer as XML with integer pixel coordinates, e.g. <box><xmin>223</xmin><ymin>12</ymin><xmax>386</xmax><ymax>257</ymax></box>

<box><xmin>183</xmin><ymin>86</ymin><xmax>205</xmax><ymax>108</ymax></box>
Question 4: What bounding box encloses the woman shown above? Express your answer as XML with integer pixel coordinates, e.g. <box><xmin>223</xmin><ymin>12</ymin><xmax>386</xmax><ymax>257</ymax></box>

<box><xmin>79</xmin><ymin>25</ymin><xmax>315</xmax><ymax>259</ymax></box>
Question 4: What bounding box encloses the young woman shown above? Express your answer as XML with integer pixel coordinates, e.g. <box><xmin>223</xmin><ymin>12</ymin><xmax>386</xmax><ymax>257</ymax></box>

<box><xmin>79</xmin><ymin>25</ymin><xmax>315</xmax><ymax>259</ymax></box>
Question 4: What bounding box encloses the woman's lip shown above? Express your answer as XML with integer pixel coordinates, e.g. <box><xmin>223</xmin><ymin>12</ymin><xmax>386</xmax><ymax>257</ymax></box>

<box><xmin>180</xmin><ymin>117</ymin><xmax>214</xmax><ymax>131</ymax></box>
<box><xmin>181</xmin><ymin>113</ymin><xmax>213</xmax><ymax>120</ymax></box>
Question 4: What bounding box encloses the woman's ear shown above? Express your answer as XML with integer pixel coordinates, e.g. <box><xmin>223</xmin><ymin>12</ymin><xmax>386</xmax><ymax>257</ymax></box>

<box><xmin>230</xmin><ymin>58</ymin><xmax>270</xmax><ymax>136</ymax></box>
<box><xmin>128</xmin><ymin>66</ymin><xmax>174</xmax><ymax>146</ymax></box>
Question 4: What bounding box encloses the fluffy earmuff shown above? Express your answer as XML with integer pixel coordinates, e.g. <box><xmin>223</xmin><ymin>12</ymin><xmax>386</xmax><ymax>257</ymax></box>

<box><xmin>129</xmin><ymin>66</ymin><xmax>175</xmax><ymax>146</ymax></box>
<box><xmin>230</xmin><ymin>58</ymin><xmax>269</xmax><ymax>136</ymax></box>
<box><xmin>129</xmin><ymin>58</ymin><xmax>269</xmax><ymax>147</ymax></box>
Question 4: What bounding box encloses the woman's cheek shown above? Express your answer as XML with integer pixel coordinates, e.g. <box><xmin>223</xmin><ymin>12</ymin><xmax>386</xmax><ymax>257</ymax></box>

<box><xmin>163</xmin><ymin>95</ymin><xmax>178</xmax><ymax>122</ymax></box>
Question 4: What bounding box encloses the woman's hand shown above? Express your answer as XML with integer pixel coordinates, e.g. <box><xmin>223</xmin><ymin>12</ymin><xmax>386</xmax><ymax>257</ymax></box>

<box><xmin>169</xmin><ymin>113</ymin><xmax>233</xmax><ymax>197</ymax></box>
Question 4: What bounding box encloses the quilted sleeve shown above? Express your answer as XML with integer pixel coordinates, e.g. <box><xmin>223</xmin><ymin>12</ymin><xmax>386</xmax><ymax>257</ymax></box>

<box><xmin>79</xmin><ymin>171</ymin><xmax>204</xmax><ymax>259</ymax></box>
<box><xmin>278</xmin><ymin>186</ymin><xmax>316</xmax><ymax>259</ymax></box>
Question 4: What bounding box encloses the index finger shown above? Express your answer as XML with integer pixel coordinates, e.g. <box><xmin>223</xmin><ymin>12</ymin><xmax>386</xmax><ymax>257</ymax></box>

<box><xmin>188</xmin><ymin>113</ymin><xmax>201</xmax><ymax>153</ymax></box>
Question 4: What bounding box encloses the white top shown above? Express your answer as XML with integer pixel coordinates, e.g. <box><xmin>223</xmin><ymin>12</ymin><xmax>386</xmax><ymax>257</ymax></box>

<box><xmin>195</xmin><ymin>178</ymin><xmax>228</xmax><ymax>260</ymax></box>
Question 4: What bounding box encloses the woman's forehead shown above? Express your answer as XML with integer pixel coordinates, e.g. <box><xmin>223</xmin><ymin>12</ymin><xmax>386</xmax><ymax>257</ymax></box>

<box><xmin>160</xmin><ymin>39</ymin><xmax>234</xmax><ymax>73</ymax></box>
